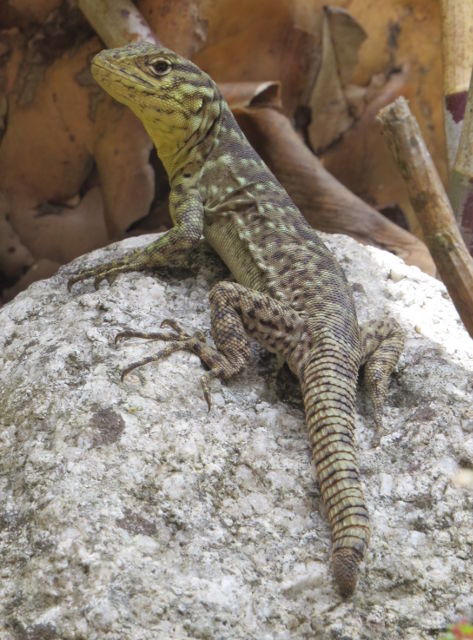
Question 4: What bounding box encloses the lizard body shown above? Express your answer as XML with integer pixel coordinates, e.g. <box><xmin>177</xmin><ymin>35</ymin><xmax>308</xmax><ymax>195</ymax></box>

<box><xmin>69</xmin><ymin>43</ymin><xmax>404</xmax><ymax>596</ymax></box>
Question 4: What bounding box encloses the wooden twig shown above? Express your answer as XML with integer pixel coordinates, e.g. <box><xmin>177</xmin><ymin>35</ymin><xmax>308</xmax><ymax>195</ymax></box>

<box><xmin>439</xmin><ymin>0</ymin><xmax>473</xmax><ymax>170</ymax></box>
<box><xmin>449</xmin><ymin>65</ymin><xmax>473</xmax><ymax>252</ymax></box>
<box><xmin>78</xmin><ymin>0</ymin><xmax>158</xmax><ymax>48</ymax></box>
<box><xmin>377</xmin><ymin>97</ymin><xmax>473</xmax><ymax>339</ymax></box>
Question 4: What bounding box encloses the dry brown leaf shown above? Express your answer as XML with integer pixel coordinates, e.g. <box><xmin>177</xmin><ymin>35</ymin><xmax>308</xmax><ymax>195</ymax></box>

<box><xmin>138</xmin><ymin>0</ymin><xmax>208</xmax><ymax>58</ymax></box>
<box><xmin>2</xmin><ymin>258</ymin><xmax>60</xmax><ymax>303</ymax></box>
<box><xmin>335</xmin><ymin>0</ymin><xmax>446</xmax><ymax>208</ymax></box>
<box><xmin>193</xmin><ymin>0</ymin><xmax>321</xmax><ymax>114</ymax></box>
<box><xmin>326</xmin><ymin>6</ymin><xmax>367</xmax><ymax>87</ymax></box>
<box><xmin>220</xmin><ymin>81</ymin><xmax>282</xmax><ymax>110</ymax></box>
<box><xmin>308</xmin><ymin>7</ymin><xmax>366</xmax><ymax>152</ymax></box>
<box><xmin>93</xmin><ymin>95</ymin><xmax>155</xmax><ymax>238</ymax></box>
<box><xmin>0</xmin><ymin>33</ymin><xmax>110</xmax><ymax>288</ymax></box>
<box><xmin>320</xmin><ymin>67</ymin><xmax>428</xmax><ymax>235</ymax></box>
<box><xmin>0</xmin><ymin>194</ymin><xmax>33</xmax><ymax>283</ymax></box>
<box><xmin>13</xmin><ymin>187</ymin><xmax>108</xmax><ymax>266</ymax></box>
<box><xmin>0</xmin><ymin>0</ymin><xmax>62</xmax><ymax>27</ymax></box>
<box><xmin>190</xmin><ymin>0</ymin><xmax>445</xmax><ymax>220</ymax></box>
<box><xmin>0</xmin><ymin>34</ymin><xmax>97</xmax><ymax>203</ymax></box>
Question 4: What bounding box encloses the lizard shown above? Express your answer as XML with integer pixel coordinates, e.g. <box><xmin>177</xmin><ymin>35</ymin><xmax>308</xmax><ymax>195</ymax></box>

<box><xmin>68</xmin><ymin>42</ymin><xmax>404</xmax><ymax>597</ymax></box>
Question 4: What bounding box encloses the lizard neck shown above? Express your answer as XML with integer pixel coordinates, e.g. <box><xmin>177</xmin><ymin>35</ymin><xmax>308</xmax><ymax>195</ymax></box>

<box><xmin>146</xmin><ymin>92</ymin><xmax>223</xmax><ymax>180</ymax></box>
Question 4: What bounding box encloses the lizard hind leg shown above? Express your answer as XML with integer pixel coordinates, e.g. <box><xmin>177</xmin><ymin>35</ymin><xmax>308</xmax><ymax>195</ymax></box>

<box><xmin>116</xmin><ymin>279</ymin><xmax>302</xmax><ymax>407</ymax></box>
<box><xmin>360</xmin><ymin>317</ymin><xmax>405</xmax><ymax>436</ymax></box>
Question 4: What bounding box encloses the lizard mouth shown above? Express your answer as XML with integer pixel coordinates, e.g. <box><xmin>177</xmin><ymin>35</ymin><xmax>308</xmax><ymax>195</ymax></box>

<box><xmin>91</xmin><ymin>60</ymin><xmax>137</xmax><ymax>102</ymax></box>
<box><xmin>90</xmin><ymin>59</ymin><xmax>112</xmax><ymax>84</ymax></box>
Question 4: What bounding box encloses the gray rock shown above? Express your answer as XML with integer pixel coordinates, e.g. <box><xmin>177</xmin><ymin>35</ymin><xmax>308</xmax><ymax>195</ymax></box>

<box><xmin>0</xmin><ymin>233</ymin><xmax>472</xmax><ymax>640</ymax></box>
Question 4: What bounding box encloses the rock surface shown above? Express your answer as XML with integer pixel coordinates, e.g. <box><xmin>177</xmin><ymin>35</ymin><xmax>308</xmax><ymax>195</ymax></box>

<box><xmin>0</xmin><ymin>233</ymin><xmax>472</xmax><ymax>640</ymax></box>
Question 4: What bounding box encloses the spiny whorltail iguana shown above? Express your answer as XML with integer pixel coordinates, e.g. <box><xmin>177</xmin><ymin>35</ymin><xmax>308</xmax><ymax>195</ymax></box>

<box><xmin>68</xmin><ymin>42</ymin><xmax>404</xmax><ymax>596</ymax></box>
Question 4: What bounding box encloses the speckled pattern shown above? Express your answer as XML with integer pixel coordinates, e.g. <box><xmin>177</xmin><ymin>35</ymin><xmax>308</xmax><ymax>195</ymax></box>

<box><xmin>68</xmin><ymin>43</ymin><xmax>404</xmax><ymax>595</ymax></box>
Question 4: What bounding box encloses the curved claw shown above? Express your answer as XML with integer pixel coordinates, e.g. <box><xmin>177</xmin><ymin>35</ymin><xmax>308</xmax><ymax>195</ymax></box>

<box><xmin>159</xmin><ymin>319</ymin><xmax>202</xmax><ymax>342</ymax></box>
<box><xmin>121</xmin><ymin>355</ymin><xmax>158</xmax><ymax>381</ymax></box>
<box><xmin>160</xmin><ymin>318</ymin><xmax>184</xmax><ymax>334</ymax></box>
<box><xmin>114</xmin><ymin>330</ymin><xmax>151</xmax><ymax>344</ymax></box>
<box><xmin>120</xmin><ymin>340</ymin><xmax>193</xmax><ymax>381</ymax></box>
<box><xmin>115</xmin><ymin>324</ymin><xmax>195</xmax><ymax>345</ymax></box>
<box><xmin>67</xmin><ymin>272</ymin><xmax>88</xmax><ymax>292</ymax></box>
<box><xmin>94</xmin><ymin>273</ymin><xmax>116</xmax><ymax>289</ymax></box>
<box><xmin>67</xmin><ymin>268</ymin><xmax>111</xmax><ymax>292</ymax></box>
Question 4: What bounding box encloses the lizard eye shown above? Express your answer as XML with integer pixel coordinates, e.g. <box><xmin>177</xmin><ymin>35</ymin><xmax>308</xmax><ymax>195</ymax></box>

<box><xmin>148</xmin><ymin>59</ymin><xmax>171</xmax><ymax>76</ymax></box>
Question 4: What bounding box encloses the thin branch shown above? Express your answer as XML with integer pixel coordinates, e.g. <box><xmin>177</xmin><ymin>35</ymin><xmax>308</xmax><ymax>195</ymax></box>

<box><xmin>78</xmin><ymin>0</ymin><xmax>159</xmax><ymax>48</ymax></box>
<box><xmin>377</xmin><ymin>97</ymin><xmax>473</xmax><ymax>339</ymax></box>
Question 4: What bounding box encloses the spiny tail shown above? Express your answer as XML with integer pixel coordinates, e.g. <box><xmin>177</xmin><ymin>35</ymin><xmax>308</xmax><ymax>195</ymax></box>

<box><xmin>303</xmin><ymin>337</ymin><xmax>369</xmax><ymax>596</ymax></box>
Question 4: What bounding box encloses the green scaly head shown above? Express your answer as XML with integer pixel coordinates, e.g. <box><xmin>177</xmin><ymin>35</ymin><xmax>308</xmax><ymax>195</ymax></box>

<box><xmin>91</xmin><ymin>42</ymin><xmax>222</xmax><ymax>175</ymax></box>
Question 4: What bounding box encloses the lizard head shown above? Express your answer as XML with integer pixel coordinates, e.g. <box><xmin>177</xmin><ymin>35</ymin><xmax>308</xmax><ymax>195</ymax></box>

<box><xmin>91</xmin><ymin>42</ymin><xmax>221</xmax><ymax>162</ymax></box>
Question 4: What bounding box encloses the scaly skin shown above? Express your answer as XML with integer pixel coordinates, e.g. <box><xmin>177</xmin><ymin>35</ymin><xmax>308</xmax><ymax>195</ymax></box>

<box><xmin>68</xmin><ymin>43</ymin><xmax>404</xmax><ymax>596</ymax></box>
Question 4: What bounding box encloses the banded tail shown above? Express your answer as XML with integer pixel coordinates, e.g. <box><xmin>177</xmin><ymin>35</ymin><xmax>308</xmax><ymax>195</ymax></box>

<box><xmin>303</xmin><ymin>336</ymin><xmax>369</xmax><ymax>596</ymax></box>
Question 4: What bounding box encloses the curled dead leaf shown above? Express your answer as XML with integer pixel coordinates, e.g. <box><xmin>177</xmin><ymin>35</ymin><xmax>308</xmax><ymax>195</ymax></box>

<box><xmin>308</xmin><ymin>6</ymin><xmax>366</xmax><ymax>152</ymax></box>
<box><xmin>220</xmin><ymin>81</ymin><xmax>282</xmax><ymax>110</ymax></box>
<box><xmin>94</xmin><ymin>95</ymin><xmax>155</xmax><ymax>238</ymax></box>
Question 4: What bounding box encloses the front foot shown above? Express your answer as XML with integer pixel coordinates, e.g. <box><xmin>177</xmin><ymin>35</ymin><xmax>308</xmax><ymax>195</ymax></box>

<box><xmin>67</xmin><ymin>244</ymin><xmax>159</xmax><ymax>292</ymax></box>
<box><xmin>116</xmin><ymin>319</ymin><xmax>218</xmax><ymax>409</ymax></box>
